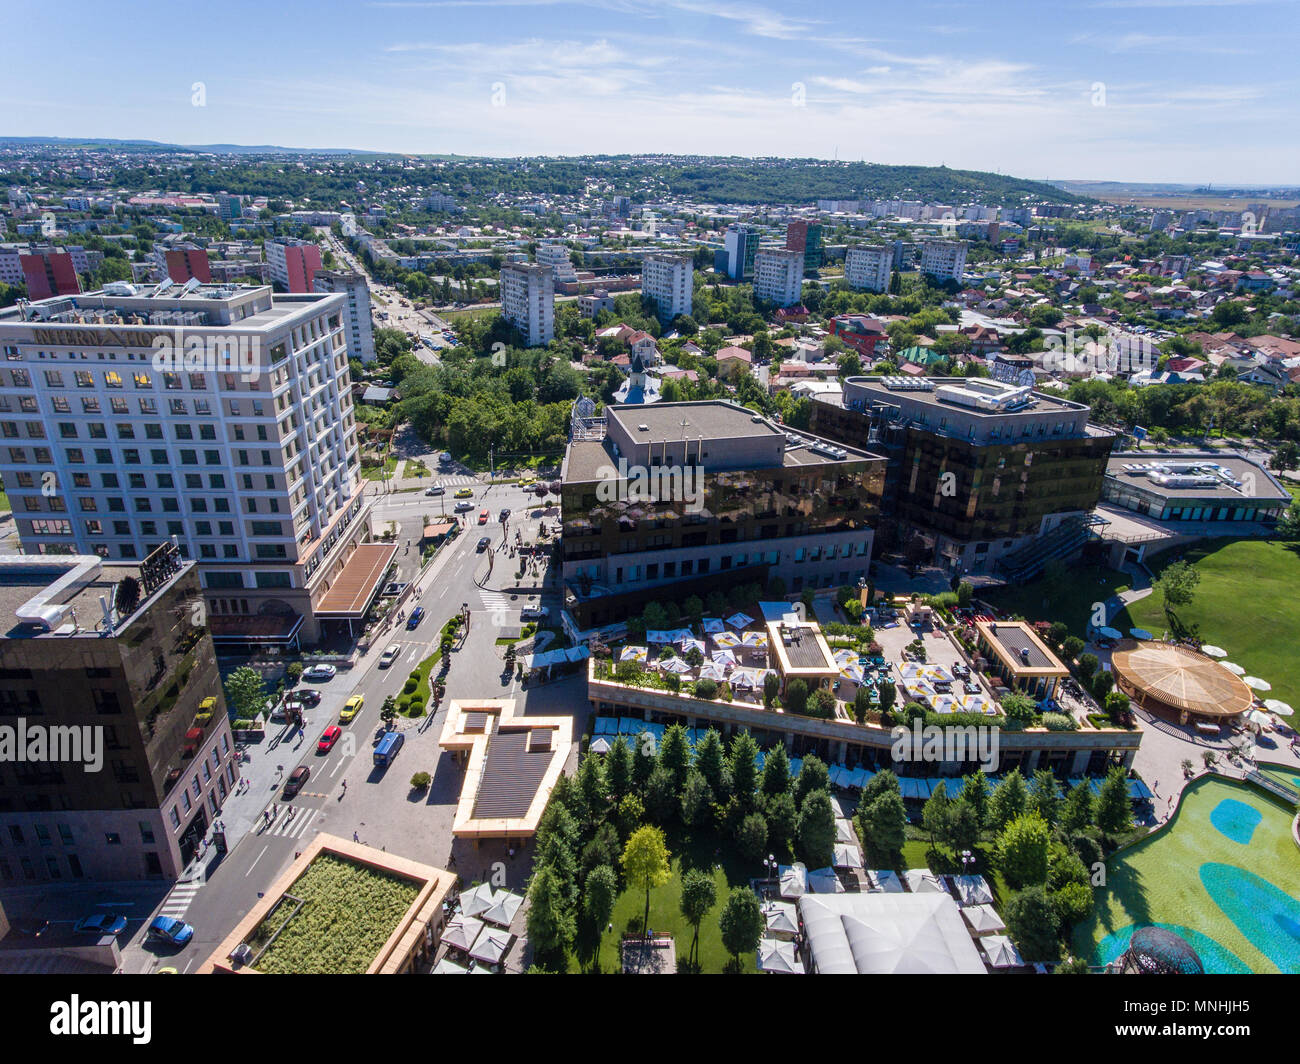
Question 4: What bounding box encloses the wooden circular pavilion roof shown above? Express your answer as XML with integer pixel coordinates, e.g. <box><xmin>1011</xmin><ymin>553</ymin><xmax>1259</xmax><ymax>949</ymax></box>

<box><xmin>1110</xmin><ymin>640</ymin><xmax>1254</xmax><ymax>719</ymax></box>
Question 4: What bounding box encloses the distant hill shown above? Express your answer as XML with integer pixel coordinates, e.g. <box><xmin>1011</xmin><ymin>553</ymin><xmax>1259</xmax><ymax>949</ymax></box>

<box><xmin>0</xmin><ymin>136</ymin><xmax>381</xmax><ymax>156</ymax></box>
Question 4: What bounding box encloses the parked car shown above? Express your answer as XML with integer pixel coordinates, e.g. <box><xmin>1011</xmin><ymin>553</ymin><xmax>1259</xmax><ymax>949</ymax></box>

<box><xmin>317</xmin><ymin>725</ymin><xmax>342</xmax><ymax>753</ymax></box>
<box><xmin>425</xmin><ymin>486</ymin><xmax>445</xmax><ymax>496</ymax></box>
<box><xmin>339</xmin><ymin>695</ymin><xmax>364</xmax><ymax>723</ymax></box>
<box><xmin>73</xmin><ymin>913</ymin><xmax>128</xmax><ymax>937</ymax></box>
<box><xmin>302</xmin><ymin>664</ymin><xmax>337</xmax><ymax>682</ymax></box>
<box><xmin>406</xmin><ymin>606</ymin><xmax>425</xmax><ymax>630</ymax></box>
<box><xmin>454</xmin><ymin>487</ymin><xmax>474</xmax><ymax>499</ymax></box>
<box><xmin>283</xmin><ymin>765</ymin><xmax>311</xmax><ymax>798</ymax></box>
<box><xmin>520</xmin><ymin>605</ymin><xmax>549</xmax><ymax>621</ymax></box>
<box><xmin>499</xmin><ymin>508</ymin><xmax>511</xmax><ymax>522</ymax></box>
<box><xmin>478</xmin><ymin>509</ymin><xmax>489</xmax><ymax>525</ymax></box>
<box><xmin>146</xmin><ymin>916</ymin><xmax>194</xmax><ymax>948</ymax></box>
<box><xmin>382</xmin><ymin>581</ymin><xmax>410</xmax><ymax>597</ymax></box>
<box><xmin>295</xmin><ymin>689</ymin><xmax>322</xmax><ymax>707</ymax></box>
<box><xmin>379</xmin><ymin>643</ymin><xmax>401</xmax><ymax>668</ymax></box>
<box><xmin>477</xmin><ymin>536</ymin><xmax>491</xmax><ymax>552</ymax></box>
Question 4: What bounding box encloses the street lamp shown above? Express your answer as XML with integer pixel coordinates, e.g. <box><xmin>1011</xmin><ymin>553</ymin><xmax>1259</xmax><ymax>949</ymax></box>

<box><xmin>763</xmin><ymin>853</ymin><xmax>778</xmax><ymax>886</ymax></box>
<box><xmin>959</xmin><ymin>849</ymin><xmax>975</xmax><ymax>877</ymax></box>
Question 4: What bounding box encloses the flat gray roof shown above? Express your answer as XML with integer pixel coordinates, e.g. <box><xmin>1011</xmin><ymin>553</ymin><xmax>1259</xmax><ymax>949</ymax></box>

<box><xmin>607</xmin><ymin>401</ymin><xmax>783</xmax><ymax>447</ymax></box>
<box><xmin>1105</xmin><ymin>452</ymin><xmax>1289</xmax><ymax>502</ymax></box>
<box><xmin>845</xmin><ymin>377</ymin><xmax>1089</xmax><ymax>417</ymax></box>
<box><xmin>985</xmin><ymin>623</ymin><xmax>1056</xmax><ymax>669</ymax></box>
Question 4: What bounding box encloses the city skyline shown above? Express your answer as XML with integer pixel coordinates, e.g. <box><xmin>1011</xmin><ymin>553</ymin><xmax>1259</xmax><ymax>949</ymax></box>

<box><xmin>4</xmin><ymin>0</ymin><xmax>1297</xmax><ymax>184</ymax></box>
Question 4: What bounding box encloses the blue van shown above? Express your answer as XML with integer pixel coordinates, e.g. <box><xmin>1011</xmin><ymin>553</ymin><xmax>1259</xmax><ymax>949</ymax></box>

<box><xmin>373</xmin><ymin>730</ymin><xmax>404</xmax><ymax>768</ymax></box>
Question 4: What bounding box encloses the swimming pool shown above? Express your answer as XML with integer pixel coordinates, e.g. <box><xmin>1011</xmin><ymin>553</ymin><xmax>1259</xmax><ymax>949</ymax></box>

<box><xmin>1076</xmin><ymin>775</ymin><xmax>1300</xmax><ymax>973</ymax></box>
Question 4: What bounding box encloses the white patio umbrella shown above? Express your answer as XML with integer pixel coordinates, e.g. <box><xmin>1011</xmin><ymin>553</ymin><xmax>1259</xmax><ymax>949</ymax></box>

<box><xmin>441</xmin><ymin>914</ymin><xmax>484</xmax><ymax>952</ymax></box>
<box><xmin>678</xmin><ymin>637</ymin><xmax>707</xmax><ymax>656</ymax></box>
<box><xmin>778</xmin><ymin>863</ymin><xmax>807</xmax><ymax>899</ymax></box>
<box><xmin>459</xmin><ymin>882</ymin><xmax>496</xmax><ymax>919</ymax></box>
<box><xmin>619</xmin><ymin>645</ymin><xmax>648</xmax><ymax>662</ymax></box>
<box><xmin>1264</xmin><ymin>699</ymin><xmax>1294</xmax><ymax>716</ymax></box>
<box><xmin>468</xmin><ymin>926</ymin><xmax>513</xmax><ymax>967</ymax></box>
<box><xmin>482</xmin><ymin>890</ymin><xmax>524</xmax><ymax>928</ymax></box>
<box><xmin>951</xmin><ymin>874</ymin><xmax>994</xmax><ymax>907</ymax></box>
<box><xmin>1244</xmin><ymin>676</ymin><xmax>1272</xmax><ymax>691</ymax></box>
<box><xmin>589</xmin><ymin>736</ymin><xmax>611</xmax><ymax>754</ymax></box>
<box><xmin>432</xmin><ymin>956</ymin><xmax>470</xmax><ymax>974</ymax></box>
<box><xmin>980</xmin><ymin>934</ymin><xmax>1024</xmax><ymax>968</ymax></box>
<box><xmin>961</xmin><ymin>904</ymin><xmax>1006</xmax><ymax>937</ymax></box>
<box><xmin>701</xmin><ymin>617</ymin><xmax>725</xmax><ymax>634</ymax></box>
<box><xmin>711</xmin><ymin>648</ymin><xmax>737</xmax><ymax>668</ymax></box>
<box><xmin>661</xmin><ymin>656</ymin><xmax>692</xmax><ymax>675</ymax></box>
<box><xmin>1247</xmin><ymin>709</ymin><xmax>1272</xmax><ymax>729</ymax></box>
<box><xmin>835</xmin><ymin>819</ymin><xmax>857</xmax><ymax>844</ymax></box>
<box><xmin>761</xmin><ymin>900</ymin><xmax>799</xmax><ymax>938</ymax></box>
<box><xmin>757</xmin><ymin>937</ymin><xmax>804</xmax><ymax>974</ymax></box>
<box><xmin>904</xmin><ymin>868</ymin><xmax>946</xmax><ymax>894</ymax></box>
<box><xmin>832</xmin><ymin>844</ymin><xmax>863</xmax><ymax>870</ymax></box>
<box><xmin>726</xmin><ymin>612</ymin><xmax>754</xmax><ymax>629</ymax></box>
<box><xmin>1200</xmin><ymin>644</ymin><xmax>1227</xmax><ymax>658</ymax></box>
<box><xmin>741</xmin><ymin>631</ymin><xmax>769</xmax><ymax>648</ymax></box>
<box><xmin>807</xmin><ymin>866</ymin><xmax>846</xmax><ymax>893</ymax></box>
<box><xmin>1219</xmin><ymin>661</ymin><xmax>1246</xmax><ymax>675</ymax></box>
<box><xmin>698</xmin><ymin>662</ymin><xmax>728</xmax><ymax>682</ymax></box>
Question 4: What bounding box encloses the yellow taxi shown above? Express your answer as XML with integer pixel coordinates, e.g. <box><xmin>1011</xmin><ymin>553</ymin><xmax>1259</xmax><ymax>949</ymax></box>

<box><xmin>454</xmin><ymin>487</ymin><xmax>474</xmax><ymax>499</ymax></box>
<box><xmin>339</xmin><ymin>695</ymin><xmax>364</xmax><ymax>723</ymax></box>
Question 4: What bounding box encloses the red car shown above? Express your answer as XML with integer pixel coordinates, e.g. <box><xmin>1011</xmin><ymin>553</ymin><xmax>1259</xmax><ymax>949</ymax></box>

<box><xmin>478</xmin><ymin>509</ymin><xmax>489</xmax><ymax>525</ymax></box>
<box><xmin>317</xmin><ymin>726</ymin><xmax>342</xmax><ymax>754</ymax></box>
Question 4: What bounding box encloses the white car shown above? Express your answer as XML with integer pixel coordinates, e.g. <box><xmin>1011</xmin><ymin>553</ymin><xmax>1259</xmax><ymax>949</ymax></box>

<box><xmin>520</xmin><ymin>605</ymin><xmax>549</xmax><ymax>621</ymax></box>
<box><xmin>379</xmin><ymin>644</ymin><xmax>401</xmax><ymax>669</ymax></box>
<box><xmin>302</xmin><ymin>664</ymin><xmax>337</xmax><ymax>682</ymax></box>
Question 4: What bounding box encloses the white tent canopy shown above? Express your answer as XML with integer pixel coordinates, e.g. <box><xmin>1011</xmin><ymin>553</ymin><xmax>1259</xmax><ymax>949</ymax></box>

<box><xmin>833</xmin><ymin>843</ymin><xmax>864</xmax><ymax>870</ymax></box>
<box><xmin>980</xmin><ymin>934</ymin><xmax>1025</xmax><ymax>968</ymax></box>
<box><xmin>441</xmin><ymin>914</ymin><xmax>484</xmax><ymax>952</ymax></box>
<box><xmin>757</xmin><ymin>937</ymin><xmax>805</xmax><ymax>974</ymax></box>
<box><xmin>799</xmin><ymin>893</ymin><xmax>986</xmax><ymax>974</ymax></box>
<box><xmin>459</xmin><ymin>882</ymin><xmax>496</xmax><ymax>919</ymax></box>
<box><xmin>904</xmin><ymin>868</ymin><xmax>947</xmax><ymax>894</ymax></box>
<box><xmin>762</xmin><ymin>900</ymin><xmax>799</xmax><ymax>938</ymax></box>
<box><xmin>866</xmin><ymin>869</ymin><xmax>903</xmax><ymax>893</ymax></box>
<box><xmin>808</xmin><ymin>867</ymin><xmax>846</xmax><ymax>894</ymax></box>
<box><xmin>951</xmin><ymin>874</ymin><xmax>994</xmax><ymax>907</ymax></box>
<box><xmin>469</xmin><ymin>926</ymin><xmax>514</xmax><ymax>967</ymax></box>
<box><xmin>779</xmin><ymin>863</ymin><xmax>808</xmax><ymax>900</ymax></box>
<box><xmin>961</xmin><ymin>904</ymin><xmax>1006</xmax><ymax>936</ymax></box>
<box><xmin>482</xmin><ymin>890</ymin><xmax>524</xmax><ymax>928</ymax></box>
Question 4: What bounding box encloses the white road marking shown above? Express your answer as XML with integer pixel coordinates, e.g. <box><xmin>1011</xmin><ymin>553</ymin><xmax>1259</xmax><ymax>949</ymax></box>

<box><xmin>246</xmin><ymin>845</ymin><xmax>268</xmax><ymax>876</ymax></box>
<box><xmin>330</xmin><ymin>758</ymin><xmax>345</xmax><ymax>779</ymax></box>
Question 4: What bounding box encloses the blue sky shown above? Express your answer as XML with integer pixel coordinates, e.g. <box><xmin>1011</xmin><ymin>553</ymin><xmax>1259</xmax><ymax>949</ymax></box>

<box><xmin>7</xmin><ymin>0</ymin><xmax>1297</xmax><ymax>183</ymax></box>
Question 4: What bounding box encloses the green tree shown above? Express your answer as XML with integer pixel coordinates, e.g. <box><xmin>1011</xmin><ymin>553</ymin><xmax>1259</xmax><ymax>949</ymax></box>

<box><xmin>792</xmin><ymin>754</ymin><xmax>830</xmax><ymax>807</ymax></box>
<box><xmin>621</xmin><ymin>825</ymin><xmax>671</xmax><ymax>938</ymax></box>
<box><xmin>224</xmin><ymin>666</ymin><xmax>266</xmax><ymax>720</ymax></box>
<box><xmin>997</xmin><ymin>812</ymin><xmax>1051</xmax><ymax>889</ymax></box>
<box><xmin>765</xmin><ymin>790</ymin><xmax>799</xmax><ymax>855</ymax></box>
<box><xmin>761</xmin><ymin>744</ymin><xmax>792</xmax><ymax>797</ymax></box>
<box><xmin>858</xmin><ymin>790</ymin><xmax>907</xmax><ymax>865</ymax></box>
<box><xmin>1155</xmin><ymin>558</ymin><xmax>1201</xmax><ymax>612</ymax></box>
<box><xmin>1001</xmin><ymin>692</ymin><xmax>1038</xmax><ymax>730</ymax></box>
<box><xmin>877</xmin><ymin>679</ymin><xmax>897</xmax><ymax>715</ymax></box>
<box><xmin>922</xmin><ymin>780</ymin><xmax>951</xmax><ymax>849</ymax></box>
<box><xmin>1096</xmin><ymin>767</ymin><xmax>1133</xmax><ymax>836</ymax></box>
<box><xmin>526</xmin><ymin>864</ymin><xmax>575</xmax><ymax>967</ymax></box>
<box><xmin>1059</xmin><ymin>781</ymin><xmax>1096</xmax><ymax>835</ymax></box>
<box><xmin>605</xmin><ymin>735</ymin><xmax>633</xmax><ymax>800</ymax></box>
<box><xmin>576</xmin><ymin>752</ymin><xmax>608</xmax><ymax>824</ymax></box>
<box><xmin>738</xmin><ymin>811</ymin><xmax>769</xmax><ymax>862</ymax></box>
<box><xmin>680</xmin><ymin>769</ymin><xmax>714</xmax><ymax>827</ymax></box>
<box><xmin>679</xmin><ymin>868</ymin><xmax>717</xmax><ymax>968</ymax></box>
<box><xmin>1004</xmin><ymin>885</ymin><xmax>1061</xmax><ymax>962</ymax></box>
<box><xmin>657</xmin><ymin>723</ymin><xmax>692</xmax><ymax>791</ymax></box>
<box><xmin>583</xmin><ymin>864</ymin><xmax>618</xmax><ymax>936</ymax></box>
<box><xmin>1028</xmin><ymin>769</ymin><xmax>1061</xmax><ymax>827</ymax></box>
<box><xmin>728</xmin><ymin>732</ymin><xmax>760</xmax><ymax>810</ymax></box>
<box><xmin>988</xmin><ymin>768</ymin><xmax>1028</xmax><ymax>832</ymax></box>
<box><xmin>693</xmin><ymin>729</ymin><xmax>729</xmax><ymax>799</ymax></box>
<box><xmin>784</xmin><ymin>678</ymin><xmax>809</xmax><ymax>715</ymax></box>
<box><xmin>718</xmin><ymin>887</ymin><xmax>764</xmax><ymax>970</ymax></box>
<box><xmin>379</xmin><ymin>695</ymin><xmax>398</xmax><ymax>729</ymax></box>
<box><xmin>644</xmin><ymin>763</ymin><xmax>679</xmax><ymax>823</ymax></box>
<box><xmin>796</xmin><ymin>789</ymin><xmax>836</xmax><ymax>868</ymax></box>
<box><xmin>947</xmin><ymin>798</ymin><xmax>981</xmax><ymax>854</ymax></box>
<box><xmin>961</xmin><ymin>772</ymin><xmax>989</xmax><ymax>828</ymax></box>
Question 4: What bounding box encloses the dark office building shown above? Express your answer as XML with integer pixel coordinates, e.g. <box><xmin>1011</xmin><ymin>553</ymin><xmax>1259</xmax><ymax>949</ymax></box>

<box><xmin>561</xmin><ymin>401</ymin><xmax>886</xmax><ymax>628</ymax></box>
<box><xmin>0</xmin><ymin>545</ymin><xmax>237</xmax><ymax>884</ymax></box>
<box><xmin>810</xmin><ymin>377</ymin><xmax>1116</xmax><ymax>578</ymax></box>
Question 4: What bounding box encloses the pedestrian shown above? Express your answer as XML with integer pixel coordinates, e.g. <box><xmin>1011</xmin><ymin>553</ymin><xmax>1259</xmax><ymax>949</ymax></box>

<box><xmin>353</xmin><ymin>831</ymin><xmax>360</xmax><ymax>842</ymax></box>
<box><xmin>1152</xmin><ymin>779</ymin><xmax>1159</xmax><ymax>794</ymax></box>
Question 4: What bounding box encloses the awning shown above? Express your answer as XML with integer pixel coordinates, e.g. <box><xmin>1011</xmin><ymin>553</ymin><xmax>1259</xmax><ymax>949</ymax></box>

<box><xmin>209</xmin><ymin>612</ymin><xmax>303</xmax><ymax>645</ymax></box>
<box><xmin>315</xmin><ymin>543</ymin><xmax>399</xmax><ymax>618</ymax></box>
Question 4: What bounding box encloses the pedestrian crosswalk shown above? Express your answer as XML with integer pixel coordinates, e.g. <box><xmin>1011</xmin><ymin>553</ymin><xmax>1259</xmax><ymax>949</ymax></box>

<box><xmin>158</xmin><ymin>880</ymin><xmax>202</xmax><ymax>919</ymax></box>
<box><xmin>432</xmin><ymin>475</ymin><xmax>478</xmax><ymax>489</ymax></box>
<box><xmin>262</xmin><ymin>806</ymin><xmax>321</xmax><ymax>839</ymax></box>
<box><xmin>478</xmin><ymin>590</ymin><xmax>514</xmax><ymax>615</ymax></box>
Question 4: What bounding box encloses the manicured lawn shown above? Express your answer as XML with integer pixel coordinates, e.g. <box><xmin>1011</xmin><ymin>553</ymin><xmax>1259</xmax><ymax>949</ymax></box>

<box><xmin>1117</xmin><ymin>538</ymin><xmax>1300</xmax><ymax>712</ymax></box>
<box><xmin>575</xmin><ymin>831</ymin><xmax>759</xmax><ymax>974</ymax></box>
<box><xmin>362</xmin><ymin>456</ymin><xmax>399</xmax><ymax>481</ymax></box>
<box><xmin>981</xmin><ymin>565</ymin><xmax>1131</xmax><ymax>639</ymax></box>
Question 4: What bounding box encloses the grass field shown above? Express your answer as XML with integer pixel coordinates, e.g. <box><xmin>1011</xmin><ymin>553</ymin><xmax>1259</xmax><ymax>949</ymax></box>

<box><xmin>981</xmin><ymin>566</ymin><xmax>1131</xmax><ymax>640</ymax></box>
<box><xmin>1118</xmin><ymin>538</ymin><xmax>1300</xmax><ymax>712</ymax></box>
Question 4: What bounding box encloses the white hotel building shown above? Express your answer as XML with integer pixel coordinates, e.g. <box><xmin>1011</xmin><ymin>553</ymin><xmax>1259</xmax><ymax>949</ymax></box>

<box><xmin>313</xmin><ymin>269</ymin><xmax>377</xmax><ymax>363</ymax></box>
<box><xmin>641</xmin><ymin>253</ymin><xmax>693</xmax><ymax>323</ymax></box>
<box><xmin>499</xmin><ymin>262</ymin><xmax>555</xmax><ymax>347</ymax></box>
<box><xmin>844</xmin><ymin>245</ymin><xmax>893</xmax><ymax>293</ymax></box>
<box><xmin>753</xmin><ymin>248</ymin><xmax>804</xmax><ymax>308</ymax></box>
<box><xmin>919</xmin><ymin>239</ymin><xmax>968</xmax><ymax>283</ymax></box>
<box><xmin>0</xmin><ymin>283</ymin><xmax>380</xmax><ymax>649</ymax></box>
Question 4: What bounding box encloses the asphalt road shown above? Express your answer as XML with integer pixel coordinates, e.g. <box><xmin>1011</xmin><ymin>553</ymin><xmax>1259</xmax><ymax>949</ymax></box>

<box><xmin>116</xmin><ymin>479</ymin><xmax>557</xmax><ymax>973</ymax></box>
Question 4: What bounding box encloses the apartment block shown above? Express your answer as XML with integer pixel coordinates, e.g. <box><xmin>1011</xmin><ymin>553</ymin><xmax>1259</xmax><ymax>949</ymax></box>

<box><xmin>785</xmin><ymin>220</ymin><xmax>823</xmax><ymax>272</ymax></box>
<box><xmin>20</xmin><ymin>250</ymin><xmax>81</xmax><ymax>299</ymax></box>
<box><xmin>165</xmin><ymin>248</ymin><xmax>212</xmax><ymax>285</ymax></box>
<box><xmin>0</xmin><ymin>548</ymin><xmax>238</xmax><ymax>883</ymax></box>
<box><xmin>641</xmin><ymin>253</ymin><xmax>693</xmax><ymax>323</ymax></box>
<box><xmin>844</xmin><ymin>245</ymin><xmax>893</xmax><ymax>293</ymax></box>
<box><xmin>313</xmin><ymin>269</ymin><xmax>376</xmax><ymax>364</ymax></box>
<box><xmin>753</xmin><ymin>248</ymin><xmax>804</xmax><ymax>308</ymax></box>
<box><xmin>919</xmin><ymin>240</ymin><xmax>968</xmax><ymax>283</ymax></box>
<box><xmin>499</xmin><ymin>263</ymin><xmax>554</xmax><ymax>347</ymax></box>
<box><xmin>264</xmin><ymin>238</ymin><xmax>322</xmax><ymax>294</ymax></box>
<box><xmin>0</xmin><ymin>283</ymin><xmax>375</xmax><ymax>648</ymax></box>
<box><xmin>724</xmin><ymin>225</ymin><xmax>757</xmax><ymax>282</ymax></box>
